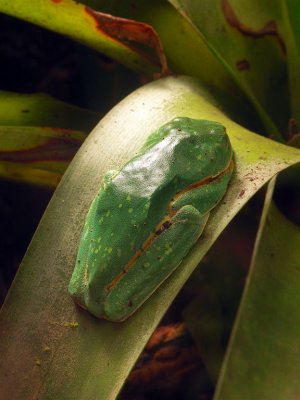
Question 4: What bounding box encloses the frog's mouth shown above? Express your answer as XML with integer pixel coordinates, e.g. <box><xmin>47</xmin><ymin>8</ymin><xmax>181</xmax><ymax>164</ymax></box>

<box><xmin>105</xmin><ymin>157</ymin><xmax>234</xmax><ymax>293</ymax></box>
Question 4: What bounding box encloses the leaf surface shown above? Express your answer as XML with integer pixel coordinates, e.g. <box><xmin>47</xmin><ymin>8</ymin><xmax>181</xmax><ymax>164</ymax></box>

<box><xmin>0</xmin><ymin>91</ymin><xmax>99</xmax><ymax>130</ymax></box>
<box><xmin>169</xmin><ymin>0</ymin><xmax>300</xmax><ymax>136</ymax></box>
<box><xmin>0</xmin><ymin>0</ymin><xmax>164</xmax><ymax>74</ymax></box>
<box><xmin>0</xmin><ymin>76</ymin><xmax>299</xmax><ymax>400</ymax></box>
<box><xmin>0</xmin><ymin>126</ymin><xmax>85</xmax><ymax>187</ymax></box>
<box><xmin>215</xmin><ymin>180</ymin><xmax>300</xmax><ymax>400</ymax></box>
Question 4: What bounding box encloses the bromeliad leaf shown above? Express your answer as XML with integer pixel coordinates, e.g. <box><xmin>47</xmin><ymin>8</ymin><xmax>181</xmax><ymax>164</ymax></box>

<box><xmin>215</xmin><ymin>181</ymin><xmax>300</xmax><ymax>400</ymax></box>
<box><xmin>0</xmin><ymin>0</ymin><xmax>167</xmax><ymax>75</ymax></box>
<box><xmin>0</xmin><ymin>91</ymin><xmax>99</xmax><ymax>186</ymax></box>
<box><xmin>0</xmin><ymin>90</ymin><xmax>99</xmax><ymax>130</ymax></box>
<box><xmin>0</xmin><ymin>126</ymin><xmax>85</xmax><ymax>187</ymax></box>
<box><xmin>169</xmin><ymin>0</ymin><xmax>291</xmax><ymax>137</ymax></box>
<box><xmin>0</xmin><ymin>76</ymin><xmax>299</xmax><ymax>399</ymax></box>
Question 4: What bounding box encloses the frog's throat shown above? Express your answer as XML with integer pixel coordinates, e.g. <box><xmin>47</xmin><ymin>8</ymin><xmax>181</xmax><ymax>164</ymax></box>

<box><xmin>105</xmin><ymin>158</ymin><xmax>234</xmax><ymax>292</ymax></box>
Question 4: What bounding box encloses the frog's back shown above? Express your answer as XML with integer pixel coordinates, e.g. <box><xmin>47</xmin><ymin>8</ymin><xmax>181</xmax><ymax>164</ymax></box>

<box><xmin>69</xmin><ymin>117</ymin><xmax>233</xmax><ymax>320</ymax></box>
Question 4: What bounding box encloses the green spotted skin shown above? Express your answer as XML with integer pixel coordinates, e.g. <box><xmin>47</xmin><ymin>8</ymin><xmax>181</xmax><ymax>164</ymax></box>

<box><xmin>68</xmin><ymin>118</ymin><xmax>234</xmax><ymax>321</ymax></box>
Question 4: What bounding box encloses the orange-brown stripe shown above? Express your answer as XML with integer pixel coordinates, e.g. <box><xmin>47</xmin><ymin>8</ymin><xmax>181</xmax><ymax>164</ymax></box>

<box><xmin>105</xmin><ymin>157</ymin><xmax>233</xmax><ymax>292</ymax></box>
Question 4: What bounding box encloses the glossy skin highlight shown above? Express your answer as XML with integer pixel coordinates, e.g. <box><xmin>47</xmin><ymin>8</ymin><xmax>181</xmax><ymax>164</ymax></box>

<box><xmin>68</xmin><ymin>117</ymin><xmax>234</xmax><ymax>321</ymax></box>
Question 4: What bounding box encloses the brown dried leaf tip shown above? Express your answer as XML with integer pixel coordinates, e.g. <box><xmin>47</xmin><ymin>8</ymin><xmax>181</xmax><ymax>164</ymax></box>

<box><xmin>85</xmin><ymin>7</ymin><xmax>169</xmax><ymax>76</ymax></box>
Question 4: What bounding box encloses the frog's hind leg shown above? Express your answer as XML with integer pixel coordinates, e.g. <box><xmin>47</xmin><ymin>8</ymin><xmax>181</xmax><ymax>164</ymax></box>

<box><xmin>68</xmin><ymin>170</ymin><xmax>119</xmax><ymax>305</ymax></box>
<box><xmin>103</xmin><ymin>204</ymin><xmax>208</xmax><ymax>321</ymax></box>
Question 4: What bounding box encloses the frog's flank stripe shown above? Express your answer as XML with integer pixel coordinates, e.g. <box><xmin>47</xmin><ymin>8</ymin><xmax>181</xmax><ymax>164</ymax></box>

<box><xmin>105</xmin><ymin>215</ymin><xmax>171</xmax><ymax>292</ymax></box>
<box><xmin>105</xmin><ymin>158</ymin><xmax>233</xmax><ymax>292</ymax></box>
<box><xmin>168</xmin><ymin>158</ymin><xmax>234</xmax><ymax>215</ymax></box>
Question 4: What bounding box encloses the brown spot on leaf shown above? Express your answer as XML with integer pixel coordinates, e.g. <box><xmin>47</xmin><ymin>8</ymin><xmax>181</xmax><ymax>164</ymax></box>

<box><xmin>51</xmin><ymin>0</ymin><xmax>63</xmax><ymax>3</ymax></box>
<box><xmin>84</xmin><ymin>7</ymin><xmax>169</xmax><ymax>75</ymax></box>
<box><xmin>238</xmin><ymin>189</ymin><xmax>245</xmax><ymax>198</ymax></box>
<box><xmin>222</xmin><ymin>0</ymin><xmax>286</xmax><ymax>55</ymax></box>
<box><xmin>0</xmin><ymin>131</ymin><xmax>82</xmax><ymax>163</ymax></box>
<box><xmin>236</xmin><ymin>59</ymin><xmax>250</xmax><ymax>71</ymax></box>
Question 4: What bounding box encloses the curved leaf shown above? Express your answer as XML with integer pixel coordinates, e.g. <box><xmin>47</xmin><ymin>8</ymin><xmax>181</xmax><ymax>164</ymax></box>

<box><xmin>215</xmin><ymin>179</ymin><xmax>300</xmax><ymax>400</ymax></box>
<box><xmin>0</xmin><ymin>0</ymin><xmax>164</xmax><ymax>74</ymax></box>
<box><xmin>0</xmin><ymin>91</ymin><xmax>98</xmax><ymax>186</ymax></box>
<box><xmin>0</xmin><ymin>126</ymin><xmax>85</xmax><ymax>186</ymax></box>
<box><xmin>89</xmin><ymin>0</ymin><xmax>241</xmax><ymax>97</ymax></box>
<box><xmin>282</xmin><ymin>0</ymin><xmax>300</xmax><ymax>121</ymax></box>
<box><xmin>0</xmin><ymin>76</ymin><xmax>299</xmax><ymax>399</ymax></box>
<box><xmin>0</xmin><ymin>90</ymin><xmax>99</xmax><ymax>130</ymax></box>
<box><xmin>169</xmin><ymin>0</ymin><xmax>291</xmax><ymax>136</ymax></box>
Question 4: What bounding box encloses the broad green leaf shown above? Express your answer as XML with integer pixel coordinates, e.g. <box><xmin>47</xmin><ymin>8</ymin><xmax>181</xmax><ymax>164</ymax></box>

<box><xmin>0</xmin><ymin>76</ymin><xmax>299</xmax><ymax>399</ymax></box>
<box><xmin>0</xmin><ymin>91</ymin><xmax>99</xmax><ymax>130</ymax></box>
<box><xmin>0</xmin><ymin>126</ymin><xmax>85</xmax><ymax>187</ymax></box>
<box><xmin>0</xmin><ymin>164</ymin><xmax>61</xmax><ymax>188</ymax></box>
<box><xmin>0</xmin><ymin>0</ymin><xmax>164</xmax><ymax>75</ymax></box>
<box><xmin>282</xmin><ymin>0</ymin><xmax>300</xmax><ymax>121</ymax></box>
<box><xmin>169</xmin><ymin>0</ymin><xmax>291</xmax><ymax>137</ymax></box>
<box><xmin>182</xmin><ymin>242</ymin><xmax>245</xmax><ymax>384</ymax></box>
<box><xmin>214</xmin><ymin>180</ymin><xmax>300</xmax><ymax>400</ymax></box>
<box><xmin>0</xmin><ymin>91</ymin><xmax>98</xmax><ymax>186</ymax></box>
<box><xmin>88</xmin><ymin>0</ymin><xmax>241</xmax><ymax>97</ymax></box>
<box><xmin>183</xmin><ymin>287</ymin><xmax>224</xmax><ymax>384</ymax></box>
